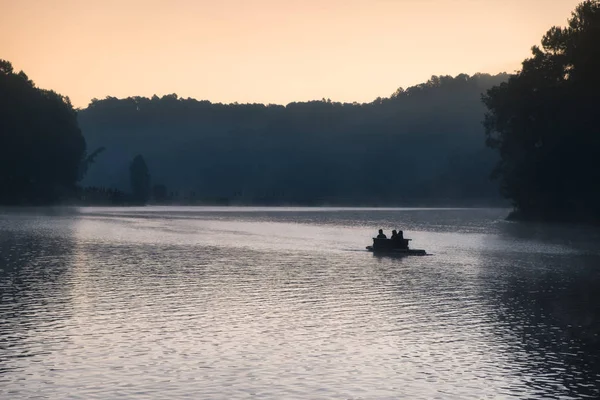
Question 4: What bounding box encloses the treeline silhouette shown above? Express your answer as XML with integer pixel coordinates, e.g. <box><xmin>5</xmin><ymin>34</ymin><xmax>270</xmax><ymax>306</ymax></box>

<box><xmin>483</xmin><ymin>0</ymin><xmax>600</xmax><ymax>223</ymax></box>
<box><xmin>0</xmin><ymin>60</ymin><xmax>88</xmax><ymax>205</ymax></box>
<box><xmin>2</xmin><ymin>2</ymin><xmax>598</xmax><ymax>220</ymax></box>
<box><xmin>80</xmin><ymin>73</ymin><xmax>509</xmax><ymax>206</ymax></box>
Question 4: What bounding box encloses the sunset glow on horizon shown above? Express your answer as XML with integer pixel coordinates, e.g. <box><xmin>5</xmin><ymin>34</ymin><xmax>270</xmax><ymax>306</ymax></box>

<box><xmin>1</xmin><ymin>0</ymin><xmax>582</xmax><ymax>107</ymax></box>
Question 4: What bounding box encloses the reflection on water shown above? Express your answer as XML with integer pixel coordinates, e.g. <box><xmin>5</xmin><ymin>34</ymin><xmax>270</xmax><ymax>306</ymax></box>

<box><xmin>0</xmin><ymin>207</ymin><xmax>599</xmax><ymax>399</ymax></box>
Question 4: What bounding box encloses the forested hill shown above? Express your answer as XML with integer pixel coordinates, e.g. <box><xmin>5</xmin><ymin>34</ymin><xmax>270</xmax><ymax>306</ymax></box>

<box><xmin>79</xmin><ymin>73</ymin><xmax>509</xmax><ymax>205</ymax></box>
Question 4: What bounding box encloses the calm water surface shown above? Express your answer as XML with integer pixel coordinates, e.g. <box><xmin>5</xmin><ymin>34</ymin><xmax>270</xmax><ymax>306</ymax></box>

<box><xmin>1</xmin><ymin>207</ymin><xmax>599</xmax><ymax>399</ymax></box>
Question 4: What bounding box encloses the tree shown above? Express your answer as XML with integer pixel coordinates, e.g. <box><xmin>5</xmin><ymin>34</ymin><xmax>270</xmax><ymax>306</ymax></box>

<box><xmin>129</xmin><ymin>155</ymin><xmax>151</xmax><ymax>204</ymax></box>
<box><xmin>79</xmin><ymin>146</ymin><xmax>106</xmax><ymax>181</ymax></box>
<box><xmin>483</xmin><ymin>1</ymin><xmax>600</xmax><ymax>222</ymax></box>
<box><xmin>0</xmin><ymin>59</ymin><xmax>87</xmax><ymax>204</ymax></box>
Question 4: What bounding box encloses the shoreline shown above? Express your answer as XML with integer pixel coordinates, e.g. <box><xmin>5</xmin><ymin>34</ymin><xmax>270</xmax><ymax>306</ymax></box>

<box><xmin>506</xmin><ymin>209</ymin><xmax>600</xmax><ymax>226</ymax></box>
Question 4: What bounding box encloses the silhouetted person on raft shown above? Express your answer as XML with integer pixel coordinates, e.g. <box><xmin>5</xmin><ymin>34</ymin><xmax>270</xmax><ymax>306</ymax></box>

<box><xmin>392</xmin><ymin>229</ymin><xmax>408</xmax><ymax>249</ymax></box>
<box><xmin>377</xmin><ymin>229</ymin><xmax>387</xmax><ymax>239</ymax></box>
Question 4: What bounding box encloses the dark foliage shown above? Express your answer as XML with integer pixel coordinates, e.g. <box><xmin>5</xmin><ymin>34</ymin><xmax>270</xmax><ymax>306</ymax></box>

<box><xmin>79</xmin><ymin>186</ymin><xmax>127</xmax><ymax>205</ymax></box>
<box><xmin>79</xmin><ymin>146</ymin><xmax>106</xmax><ymax>181</ymax></box>
<box><xmin>0</xmin><ymin>60</ymin><xmax>87</xmax><ymax>204</ymax></box>
<box><xmin>483</xmin><ymin>1</ymin><xmax>600</xmax><ymax>223</ymax></box>
<box><xmin>129</xmin><ymin>154</ymin><xmax>151</xmax><ymax>204</ymax></box>
<box><xmin>80</xmin><ymin>73</ymin><xmax>508</xmax><ymax>205</ymax></box>
<box><xmin>152</xmin><ymin>184</ymin><xmax>168</xmax><ymax>203</ymax></box>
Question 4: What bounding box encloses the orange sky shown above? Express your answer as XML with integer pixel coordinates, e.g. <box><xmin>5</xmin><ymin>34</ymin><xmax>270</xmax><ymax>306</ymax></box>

<box><xmin>1</xmin><ymin>0</ymin><xmax>582</xmax><ymax>108</ymax></box>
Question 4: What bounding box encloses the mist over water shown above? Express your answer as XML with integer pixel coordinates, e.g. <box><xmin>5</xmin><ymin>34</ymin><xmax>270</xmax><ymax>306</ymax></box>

<box><xmin>1</xmin><ymin>207</ymin><xmax>599</xmax><ymax>399</ymax></box>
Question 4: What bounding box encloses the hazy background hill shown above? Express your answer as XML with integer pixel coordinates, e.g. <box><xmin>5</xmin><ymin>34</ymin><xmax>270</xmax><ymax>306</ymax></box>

<box><xmin>79</xmin><ymin>73</ymin><xmax>509</xmax><ymax>205</ymax></box>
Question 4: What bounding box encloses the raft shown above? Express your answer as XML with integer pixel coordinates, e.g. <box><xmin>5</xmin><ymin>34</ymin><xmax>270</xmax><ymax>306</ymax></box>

<box><xmin>366</xmin><ymin>237</ymin><xmax>427</xmax><ymax>256</ymax></box>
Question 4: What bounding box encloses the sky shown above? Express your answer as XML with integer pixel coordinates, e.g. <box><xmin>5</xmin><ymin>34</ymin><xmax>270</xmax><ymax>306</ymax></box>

<box><xmin>1</xmin><ymin>0</ymin><xmax>583</xmax><ymax>108</ymax></box>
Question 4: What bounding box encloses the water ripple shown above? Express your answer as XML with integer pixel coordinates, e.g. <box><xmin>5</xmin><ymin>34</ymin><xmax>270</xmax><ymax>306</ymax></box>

<box><xmin>1</xmin><ymin>207</ymin><xmax>599</xmax><ymax>399</ymax></box>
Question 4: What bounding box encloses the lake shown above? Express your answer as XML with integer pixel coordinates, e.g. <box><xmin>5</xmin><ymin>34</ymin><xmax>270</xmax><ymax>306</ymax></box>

<box><xmin>1</xmin><ymin>207</ymin><xmax>599</xmax><ymax>399</ymax></box>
